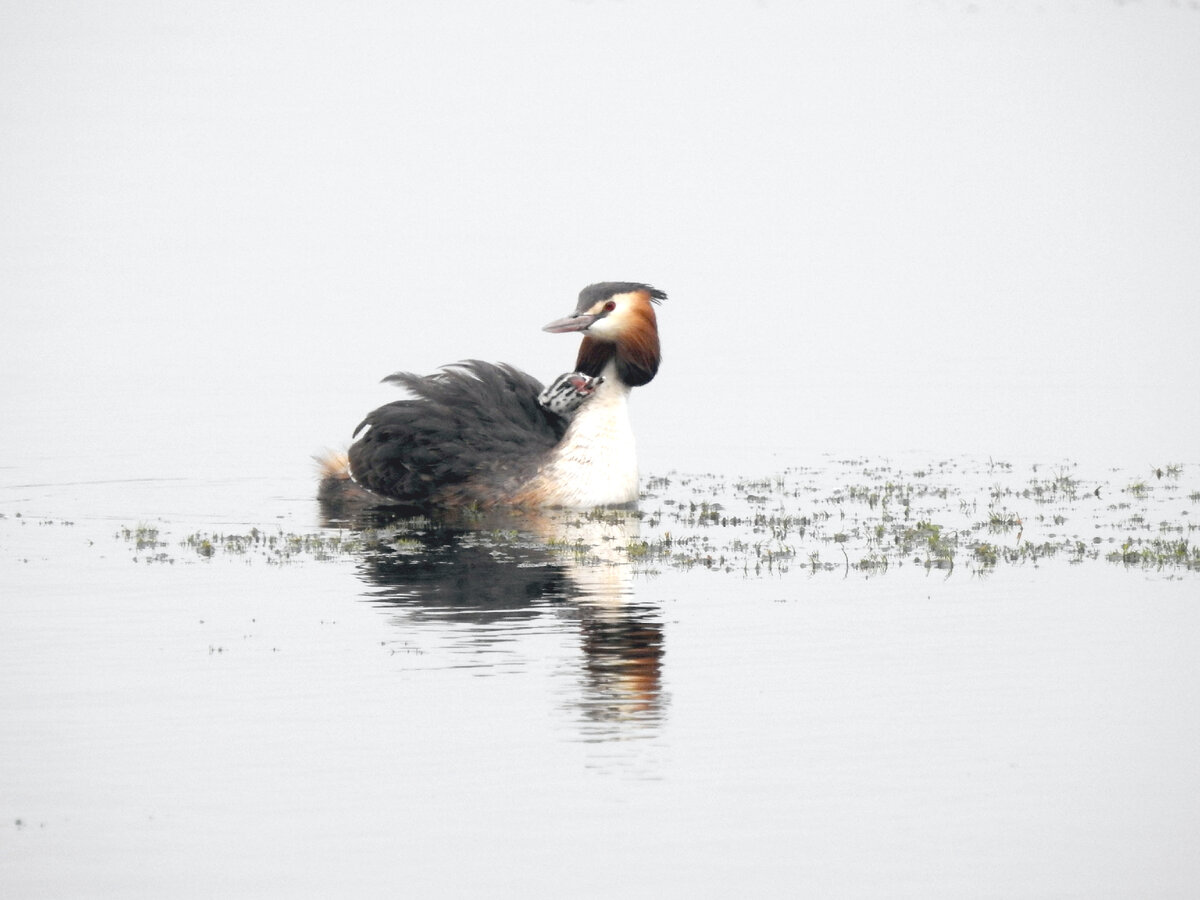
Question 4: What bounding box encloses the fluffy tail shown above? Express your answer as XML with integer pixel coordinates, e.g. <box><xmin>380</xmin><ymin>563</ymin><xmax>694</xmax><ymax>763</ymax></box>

<box><xmin>315</xmin><ymin>449</ymin><xmax>379</xmax><ymax>511</ymax></box>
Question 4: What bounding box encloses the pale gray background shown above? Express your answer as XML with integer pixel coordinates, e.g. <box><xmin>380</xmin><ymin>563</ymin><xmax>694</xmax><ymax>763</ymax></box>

<box><xmin>4</xmin><ymin>0</ymin><xmax>1198</xmax><ymax>482</ymax></box>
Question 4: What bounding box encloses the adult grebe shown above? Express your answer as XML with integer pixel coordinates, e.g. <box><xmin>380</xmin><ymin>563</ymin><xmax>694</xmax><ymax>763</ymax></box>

<box><xmin>318</xmin><ymin>282</ymin><xmax>665</xmax><ymax>510</ymax></box>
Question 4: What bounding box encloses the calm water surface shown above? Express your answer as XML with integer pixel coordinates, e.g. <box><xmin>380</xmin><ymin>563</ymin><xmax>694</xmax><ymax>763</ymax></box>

<box><xmin>3</xmin><ymin>458</ymin><xmax>1198</xmax><ymax>898</ymax></box>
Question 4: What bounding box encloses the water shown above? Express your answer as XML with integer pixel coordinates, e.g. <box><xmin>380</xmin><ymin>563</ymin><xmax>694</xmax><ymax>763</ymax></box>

<box><xmin>3</xmin><ymin>458</ymin><xmax>1198</xmax><ymax>897</ymax></box>
<box><xmin>4</xmin><ymin>1</ymin><xmax>1200</xmax><ymax>896</ymax></box>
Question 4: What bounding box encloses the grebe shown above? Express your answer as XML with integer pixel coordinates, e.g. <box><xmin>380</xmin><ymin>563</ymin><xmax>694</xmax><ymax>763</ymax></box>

<box><xmin>319</xmin><ymin>282</ymin><xmax>665</xmax><ymax>510</ymax></box>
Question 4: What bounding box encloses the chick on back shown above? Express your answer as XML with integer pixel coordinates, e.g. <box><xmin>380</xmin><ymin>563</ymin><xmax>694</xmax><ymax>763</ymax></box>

<box><xmin>320</xmin><ymin>282</ymin><xmax>665</xmax><ymax>511</ymax></box>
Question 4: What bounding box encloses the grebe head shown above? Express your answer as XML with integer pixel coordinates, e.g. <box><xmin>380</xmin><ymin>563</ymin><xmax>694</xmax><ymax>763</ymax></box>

<box><xmin>542</xmin><ymin>282</ymin><xmax>666</xmax><ymax>388</ymax></box>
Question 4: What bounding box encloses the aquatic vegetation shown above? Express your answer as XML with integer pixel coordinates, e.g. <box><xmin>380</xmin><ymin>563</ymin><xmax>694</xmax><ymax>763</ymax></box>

<box><xmin>112</xmin><ymin>526</ymin><xmax>394</xmax><ymax>565</ymax></box>
<box><xmin>1125</xmin><ymin>480</ymin><xmax>1150</xmax><ymax>499</ymax></box>
<box><xmin>987</xmin><ymin>510</ymin><xmax>1022</xmax><ymax>532</ymax></box>
<box><xmin>972</xmin><ymin>543</ymin><xmax>999</xmax><ymax>566</ymax></box>
<box><xmin>95</xmin><ymin>458</ymin><xmax>1197</xmax><ymax>578</ymax></box>
<box><xmin>118</xmin><ymin>523</ymin><xmax>163</xmax><ymax>551</ymax></box>
<box><xmin>1107</xmin><ymin>537</ymin><xmax>1199</xmax><ymax>570</ymax></box>
<box><xmin>1023</xmin><ymin>469</ymin><xmax>1081</xmax><ymax>502</ymax></box>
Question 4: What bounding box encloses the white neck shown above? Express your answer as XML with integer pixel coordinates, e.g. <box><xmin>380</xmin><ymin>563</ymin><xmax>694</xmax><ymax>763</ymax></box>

<box><xmin>536</xmin><ymin>360</ymin><xmax>639</xmax><ymax>507</ymax></box>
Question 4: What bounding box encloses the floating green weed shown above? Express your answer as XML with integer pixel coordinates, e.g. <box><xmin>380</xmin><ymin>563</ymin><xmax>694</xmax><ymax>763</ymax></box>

<box><xmin>101</xmin><ymin>458</ymin><xmax>1198</xmax><ymax>577</ymax></box>
<box><xmin>1125</xmin><ymin>481</ymin><xmax>1150</xmax><ymax>499</ymax></box>
<box><xmin>1108</xmin><ymin>538</ymin><xmax>1198</xmax><ymax>570</ymax></box>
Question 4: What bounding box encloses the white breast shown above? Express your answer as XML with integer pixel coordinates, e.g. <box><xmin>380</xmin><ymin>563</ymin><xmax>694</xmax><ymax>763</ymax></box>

<box><xmin>537</xmin><ymin>360</ymin><xmax>640</xmax><ymax>507</ymax></box>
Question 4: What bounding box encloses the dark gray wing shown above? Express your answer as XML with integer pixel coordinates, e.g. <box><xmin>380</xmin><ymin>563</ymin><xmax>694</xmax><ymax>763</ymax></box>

<box><xmin>347</xmin><ymin>361</ymin><xmax>567</xmax><ymax>505</ymax></box>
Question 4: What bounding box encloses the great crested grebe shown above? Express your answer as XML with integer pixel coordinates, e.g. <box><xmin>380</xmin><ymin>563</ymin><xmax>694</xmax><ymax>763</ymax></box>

<box><xmin>319</xmin><ymin>282</ymin><xmax>665</xmax><ymax>510</ymax></box>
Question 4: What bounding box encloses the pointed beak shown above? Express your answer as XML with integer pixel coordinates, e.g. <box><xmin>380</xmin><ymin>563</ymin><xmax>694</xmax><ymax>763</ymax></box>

<box><xmin>542</xmin><ymin>313</ymin><xmax>598</xmax><ymax>334</ymax></box>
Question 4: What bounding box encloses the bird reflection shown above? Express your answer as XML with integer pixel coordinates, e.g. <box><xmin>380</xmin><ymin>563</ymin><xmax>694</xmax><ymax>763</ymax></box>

<box><xmin>319</xmin><ymin>501</ymin><xmax>667</xmax><ymax>736</ymax></box>
<box><xmin>575</xmin><ymin>604</ymin><xmax>664</xmax><ymax>729</ymax></box>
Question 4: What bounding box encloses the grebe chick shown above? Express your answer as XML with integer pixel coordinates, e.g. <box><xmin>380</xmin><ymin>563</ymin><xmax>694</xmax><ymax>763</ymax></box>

<box><xmin>328</xmin><ymin>282</ymin><xmax>665</xmax><ymax>510</ymax></box>
<box><xmin>538</xmin><ymin>372</ymin><xmax>604</xmax><ymax>417</ymax></box>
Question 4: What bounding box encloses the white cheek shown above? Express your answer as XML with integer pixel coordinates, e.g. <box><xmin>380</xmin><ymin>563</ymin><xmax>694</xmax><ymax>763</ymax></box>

<box><xmin>586</xmin><ymin>312</ymin><xmax>623</xmax><ymax>339</ymax></box>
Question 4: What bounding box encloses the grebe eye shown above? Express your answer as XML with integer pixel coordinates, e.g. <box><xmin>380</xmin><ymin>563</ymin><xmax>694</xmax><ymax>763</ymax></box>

<box><xmin>603</xmin><ymin>300</ymin><xmax>616</xmax><ymax>312</ymax></box>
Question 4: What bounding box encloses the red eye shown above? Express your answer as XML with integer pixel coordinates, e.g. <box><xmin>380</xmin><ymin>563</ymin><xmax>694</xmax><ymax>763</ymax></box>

<box><xmin>604</xmin><ymin>300</ymin><xmax>616</xmax><ymax>312</ymax></box>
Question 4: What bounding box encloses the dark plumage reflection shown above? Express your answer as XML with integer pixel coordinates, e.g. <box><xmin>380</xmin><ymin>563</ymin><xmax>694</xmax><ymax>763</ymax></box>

<box><xmin>321</xmin><ymin>504</ymin><xmax>667</xmax><ymax>734</ymax></box>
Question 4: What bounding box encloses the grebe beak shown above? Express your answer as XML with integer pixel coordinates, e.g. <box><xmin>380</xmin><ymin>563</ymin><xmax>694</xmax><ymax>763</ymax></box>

<box><xmin>542</xmin><ymin>313</ymin><xmax>598</xmax><ymax>334</ymax></box>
